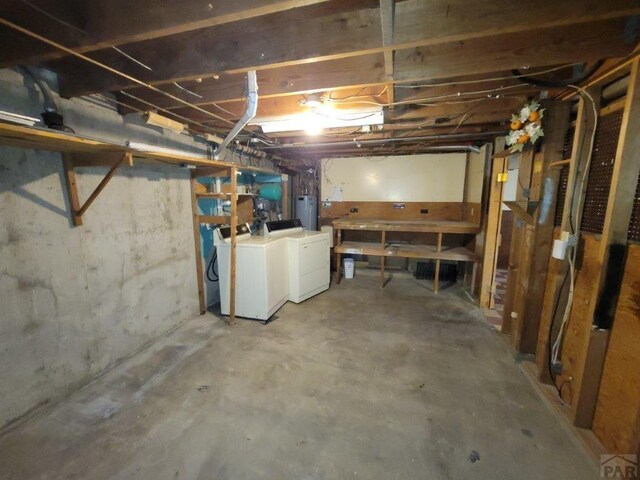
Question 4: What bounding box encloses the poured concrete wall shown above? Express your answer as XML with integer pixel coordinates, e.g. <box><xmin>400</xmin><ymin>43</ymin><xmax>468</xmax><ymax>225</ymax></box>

<box><xmin>0</xmin><ymin>67</ymin><xmax>266</xmax><ymax>428</ymax></box>
<box><xmin>0</xmin><ymin>150</ymin><xmax>199</xmax><ymax>427</ymax></box>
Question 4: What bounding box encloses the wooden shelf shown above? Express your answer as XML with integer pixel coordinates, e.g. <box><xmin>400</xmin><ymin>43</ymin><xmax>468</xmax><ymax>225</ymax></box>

<box><xmin>335</xmin><ymin>241</ymin><xmax>479</xmax><ymax>262</ymax></box>
<box><xmin>332</xmin><ymin>218</ymin><xmax>480</xmax><ymax>234</ymax></box>
<box><xmin>196</xmin><ymin>192</ymin><xmax>254</xmax><ymax>199</ymax></box>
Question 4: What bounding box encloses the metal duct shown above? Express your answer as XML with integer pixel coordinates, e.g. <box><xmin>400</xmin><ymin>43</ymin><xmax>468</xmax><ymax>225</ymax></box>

<box><xmin>214</xmin><ymin>71</ymin><xmax>258</xmax><ymax>158</ymax></box>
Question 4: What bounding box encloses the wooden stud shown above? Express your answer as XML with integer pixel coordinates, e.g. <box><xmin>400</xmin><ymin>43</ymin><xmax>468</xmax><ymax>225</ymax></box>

<box><xmin>190</xmin><ymin>174</ymin><xmax>206</xmax><ymax>315</ymax></box>
<box><xmin>380</xmin><ymin>230</ymin><xmax>386</xmax><ymax>287</ymax></box>
<box><xmin>335</xmin><ymin>227</ymin><xmax>342</xmax><ymax>285</ymax></box>
<box><xmin>572</xmin><ymin>58</ymin><xmax>640</xmax><ymax>427</ymax></box>
<box><xmin>229</xmin><ymin>166</ymin><xmax>238</xmax><ymax>326</ymax></box>
<box><xmin>62</xmin><ymin>153</ymin><xmax>83</xmax><ymax>227</ymax></box>
<box><xmin>479</xmin><ymin>153</ymin><xmax>508</xmax><ymax>308</ymax></box>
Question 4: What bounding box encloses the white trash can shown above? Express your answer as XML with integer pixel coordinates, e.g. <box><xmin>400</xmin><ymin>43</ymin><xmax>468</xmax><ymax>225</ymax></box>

<box><xmin>344</xmin><ymin>258</ymin><xmax>355</xmax><ymax>279</ymax></box>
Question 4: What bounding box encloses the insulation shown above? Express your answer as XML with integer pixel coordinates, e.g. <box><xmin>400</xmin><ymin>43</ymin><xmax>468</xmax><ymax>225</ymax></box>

<box><xmin>580</xmin><ymin>111</ymin><xmax>623</xmax><ymax>234</ymax></box>
<box><xmin>628</xmin><ymin>170</ymin><xmax>640</xmax><ymax>243</ymax></box>
<box><xmin>554</xmin><ymin>165</ymin><xmax>569</xmax><ymax>227</ymax></box>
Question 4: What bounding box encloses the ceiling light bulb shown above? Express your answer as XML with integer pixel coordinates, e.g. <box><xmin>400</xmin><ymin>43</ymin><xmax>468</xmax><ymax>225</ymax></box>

<box><xmin>305</xmin><ymin>124</ymin><xmax>323</xmax><ymax>136</ymax></box>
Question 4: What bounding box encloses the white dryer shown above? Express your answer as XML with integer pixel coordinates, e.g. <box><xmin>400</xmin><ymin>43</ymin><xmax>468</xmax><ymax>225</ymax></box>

<box><xmin>214</xmin><ymin>224</ymin><xmax>288</xmax><ymax>321</ymax></box>
<box><xmin>265</xmin><ymin>220</ymin><xmax>330</xmax><ymax>303</ymax></box>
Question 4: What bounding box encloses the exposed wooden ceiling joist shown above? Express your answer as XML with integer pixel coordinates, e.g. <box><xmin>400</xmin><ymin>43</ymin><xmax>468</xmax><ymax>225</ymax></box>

<box><xmin>0</xmin><ymin>0</ymin><xmax>332</xmax><ymax>67</ymax></box>
<box><xmin>46</xmin><ymin>0</ymin><xmax>639</xmax><ymax>98</ymax></box>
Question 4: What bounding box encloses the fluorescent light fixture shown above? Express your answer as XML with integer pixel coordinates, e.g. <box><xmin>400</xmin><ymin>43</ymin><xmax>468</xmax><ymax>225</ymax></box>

<box><xmin>251</xmin><ymin>107</ymin><xmax>384</xmax><ymax>134</ymax></box>
<box><xmin>0</xmin><ymin>110</ymin><xmax>40</xmax><ymax>126</ymax></box>
<box><xmin>126</xmin><ymin>141</ymin><xmax>209</xmax><ymax>159</ymax></box>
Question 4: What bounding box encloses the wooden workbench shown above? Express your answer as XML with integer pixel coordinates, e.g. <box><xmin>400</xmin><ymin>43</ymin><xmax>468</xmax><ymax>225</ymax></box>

<box><xmin>332</xmin><ymin>218</ymin><xmax>480</xmax><ymax>293</ymax></box>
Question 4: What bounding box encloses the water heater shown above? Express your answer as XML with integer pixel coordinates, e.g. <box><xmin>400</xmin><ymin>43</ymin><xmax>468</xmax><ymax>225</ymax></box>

<box><xmin>295</xmin><ymin>195</ymin><xmax>317</xmax><ymax>230</ymax></box>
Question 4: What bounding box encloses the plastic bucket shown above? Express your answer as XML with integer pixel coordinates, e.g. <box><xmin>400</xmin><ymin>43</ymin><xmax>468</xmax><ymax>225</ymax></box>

<box><xmin>344</xmin><ymin>258</ymin><xmax>355</xmax><ymax>279</ymax></box>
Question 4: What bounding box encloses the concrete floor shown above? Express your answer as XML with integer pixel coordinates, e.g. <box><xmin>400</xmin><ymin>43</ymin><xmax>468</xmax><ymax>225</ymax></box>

<box><xmin>0</xmin><ymin>277</ymin><xmax>598</xmax><ymax>479</ymax></box>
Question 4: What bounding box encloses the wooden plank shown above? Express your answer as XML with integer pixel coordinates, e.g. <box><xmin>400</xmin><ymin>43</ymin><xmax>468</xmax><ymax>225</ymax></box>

<box><xmin>0</xmin><ymin>0</ymin><xmax>332</xmax><ymax>68</ymax></box>
<box><xmin>198</xmin><ymin>215</ymin><xmax>232</xmax><ymax>225</ymax></box>
<box><xmin>62</xmin><ymin>153</ymin><xmax>83</xmax><ymax>227</ymax></box>
<box><xmin>320</xmin><ymin>201</ymin><xmax>464</xmax><ymax>223</ymax></box>
<box><xmin>335</xmin><ymin>227</ymin><xmax>342</xmax><ymax>285</ymax></box>
<box><xmin>190</xmin><ymin>175</ymin><xmax>206</xmax><ymax>314</ymax></box>
<box><xmin>516</xmin><ymin>102</ymin><xmax>571</xmax><ymax>353</ymax></box>
<box><xmin>229</xmin><ymin>166</ymin><xmax>238</xmax><ymax>325</ymax></box>
<box><xmin>572</xmin><ymin>58</ymin><xmax>640</xmax><ymax>428</ymax></box>
<box><xmin>335</xmin><ymin>241</ymin><xmax>479</xmax><ymax>262</ymax></box>
<box><xmin>53</xmin><ymin>1</ymin><xmax>639</xmax><ymax>97</ymax></box>
<box><xmin>434</xmin><ymin>233</ymin><xmax>442</xmax><ymax>294</ymax></box>
<box><xmin>380</xmin><ymin>230</ymin><xmax>386</xmax><ymax>287</ymax></box>
<box><xmin>479</xmin><ymin>154</ymin><xmax>507</xmax><ymax>308</ymax></box>
<box><xmin>76</xmin><ymin>153</ymin><xmax>127</xmax><ymax>218</ymax></box>
<box><xmin>502</xmin><ymin>201</ymin><xmax>534</xmax><ymax>226</ymax></box>
<box><xmin>394</xmin><ymin>19</ymin><xmax>635</xmax><ymax>83</ymax></box>
<box><xmin>281</xmin><ymin>175</ymin><xmax>290</xmax><ymax>220</ymax></box>
<box><xmin>379</xmin><ymin>0</ymin><xmax>395</xmax><ymax>109</ymax></box>
<box><xmin>592</xmin><ymin>244</ymin><xmax>640</xmax><ymax>454</ymax></box>
<box><xmin>331</xmin><ymin>218</ymin><xmax>479</xmax><ymax>234</ymax></box>
<box><xmin>502</xmin><ymin>148</ymin><xmax>534</xmax><ymax>334</ymax></box>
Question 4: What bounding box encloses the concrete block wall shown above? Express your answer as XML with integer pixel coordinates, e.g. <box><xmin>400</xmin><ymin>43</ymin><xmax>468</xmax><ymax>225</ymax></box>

<box><xmin>0</xmin><ymin>68</ymin><xmax>267</xmax><ymax>428</ymax></box>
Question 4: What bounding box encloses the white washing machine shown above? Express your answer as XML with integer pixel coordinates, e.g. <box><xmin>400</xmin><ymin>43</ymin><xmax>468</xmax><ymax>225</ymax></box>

<box><xmin>265</xmin><ymin>220</ymin><xmax>330</xmax><ymax>303</ymax></box>
<box><xmin>215</xmin><ymin>224</ymin><xmax>289</xmax><ymax>321</ymax></box>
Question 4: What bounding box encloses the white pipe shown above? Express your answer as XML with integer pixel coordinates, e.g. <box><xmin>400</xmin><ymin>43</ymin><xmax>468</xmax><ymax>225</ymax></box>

<box><xmin>214</xmin><ymin>71</ymin><xmax>258</xmax><ymax>158</ymax></box>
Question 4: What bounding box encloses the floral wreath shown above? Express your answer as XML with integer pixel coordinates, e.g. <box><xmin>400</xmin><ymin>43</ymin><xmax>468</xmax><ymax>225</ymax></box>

<box><xmin>505</xmin><ymin>100</ymin><xmax>544</xmax><ymax>153</ymax></box>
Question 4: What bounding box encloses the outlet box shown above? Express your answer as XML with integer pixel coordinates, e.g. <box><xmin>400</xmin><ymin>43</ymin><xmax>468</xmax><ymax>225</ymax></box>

<box><xmin>420</xmin><ymin>209</ymin><xmax>429</xmax><ymax>214</ymax></box>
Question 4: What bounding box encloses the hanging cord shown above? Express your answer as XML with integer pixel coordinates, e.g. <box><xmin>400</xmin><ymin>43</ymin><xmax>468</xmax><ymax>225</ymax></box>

<box><xmin>511</xmin><ymin>61</ymin><xmax>605</xmax><ymax>88</ymax></box>
<box><xmin>206</xmin><ymin>249</ymin><xmax>219</xmax><ymax>282</ymax></box>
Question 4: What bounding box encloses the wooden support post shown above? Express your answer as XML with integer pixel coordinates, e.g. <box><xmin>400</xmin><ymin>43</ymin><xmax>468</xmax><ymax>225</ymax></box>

<box><xmin>513</xmin><ymin>102</ymin><xmax>571</xmax><ymax>353</ymax></box>
<box><xmin>229</xmin><ymin>166</ymin><xmax>238</xmax><ymax>326</ymax></box>
<box><xmin>62</xmin><ymin>153</ymin><xmax>83</xmax><ymax>226</ymax></box>
<box><xmin>281</xmin><ymin>174</ymin><xmax>290</xmax><ymax>220</ymax></box>
<box><xmin>335</xmin><ymin>228</ymin><xmax>342</xmax><ymax>285</ymax></box>
<box><xmin>479</xmin><ymin>155</ymin><xmax>508</xmax><ymax>307</ymax></box>
<box><xmin>572</xmin><ymin>58</ymin><xmax>640</xmax><ymax>427</ymax></box>
<box><xmin>434</xmin><ymin>232</ymin><xmax>442</xmax><ymax>293</ymax></box>
<box><xmin>380</xmin><ymin>230</ymin><xmax>386</xmax><ymax>287</ymax></box>
<box><xmin>502</xmin><ymin>148</ymin><xmax>534</xmax><ymax>334</ymax></box>
<box><xmin>190</xmin><ymin>173</ymin><xmax>206</xmax><ymax>315</ymax></box>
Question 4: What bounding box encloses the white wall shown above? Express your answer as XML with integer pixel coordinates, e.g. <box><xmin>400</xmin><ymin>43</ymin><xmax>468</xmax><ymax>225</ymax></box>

<box><xmin>321</xmin><ymin>153</ymin><xmax>467</xmax><ymax>202</ymax></box>
<box><xmin>465</xmin><ymin>146</ymin><xmax>486</xmax><ymax>204</ymax></box>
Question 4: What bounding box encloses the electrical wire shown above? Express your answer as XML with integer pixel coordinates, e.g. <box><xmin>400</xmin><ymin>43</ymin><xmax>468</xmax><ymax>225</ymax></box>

<box><xmin>206</xmin><ymin>249</ymin><xmax>219</xmax><ymax>282</ymax></box>
<box><xmin>395</xmin><ymin>64</ymin><xmax>580</xmax><ymax>89</ymax></box>
<box><xmin>19</xmin><ymin>0</ymin><xmax>88</xmax><ymax>35</ymax></box>
<box><xmin>0</xmin><ymin>17</ymin><xmax>236</xmax><ymax>128</ymax></box>
<box><xmin>112</xmin><ymin>46</ymin><xmax>153</xmax><ymax>71</ymax></box>
<box><xmin>547</xmin><ymin>84</ymin><xmax>599</xmax><ymax>382</ymax></box>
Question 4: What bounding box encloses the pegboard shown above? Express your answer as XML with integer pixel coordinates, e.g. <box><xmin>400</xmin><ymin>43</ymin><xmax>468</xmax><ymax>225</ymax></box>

<box><xmin>563</xmin><ymin>126</ymin><xmax>575</xmax><ymax>160</ymax></box>
<box><xmin>554</xmin><ymin>165</ymin><xmax>570</xmax><ymax>227</ymax></box>
<box><xmin>580</xmin><ymin>111</ymin><xmax>623</xmax><ymax>235</ymax></box>
<box><xmin>628</xmin><ymin>171</ymin><xmax>640</xmax><ymax>243</ymax></box>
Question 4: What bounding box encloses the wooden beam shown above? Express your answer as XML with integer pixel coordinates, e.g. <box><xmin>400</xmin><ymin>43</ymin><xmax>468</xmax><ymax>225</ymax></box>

<box><xmin>114</xmin><ymin>55</ymin><xmax>387</xmax><ymax>112</ymax></box>
<box><xmin>55</xmin><ymin>1</ymin><xmax>382</xmax><ymax>97</ymax></box>
<box><xmin>229</xmin><ymin>166</ymin><xmax>238</xmax><ymax>325</ymax></box>
<box><xmin>190</xmin><ymin>174</ymin><xmax>206</xmax><ymax>314</ymax></box>
<box><xmin>0</xmin><ymin>0</ymin><xmax>332</xmax><ymax>68</ymax></box>
<box><xmin>52</xmin><ymin>2</ymin><xmax>639</xmax><ymax>97</ymax></box>
<box><xmin>379</xmin><ymin>0</ymin><xmax>395</xmax><ymax>108</ymax></box>
<box><xmin>516</xmin><ymin>102</ymin><xmax>571</xmax><ymax>353</ymax></box>
<box><xmin>394</xmin><ymin>18</ymin><xmax>636</xmax><ymax>83</ymax></box>
<box><xmin>572</xmin><ymin>58</ymin><xmax>640</xmax><ymax>428</ymax></box>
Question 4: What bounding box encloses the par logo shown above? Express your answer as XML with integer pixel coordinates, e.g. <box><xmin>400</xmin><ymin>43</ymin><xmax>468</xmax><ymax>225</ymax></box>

<box><xmin>600</xmin><ymin>454</ymin><xmax>638</xmax><ymax>479</ymax></box>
